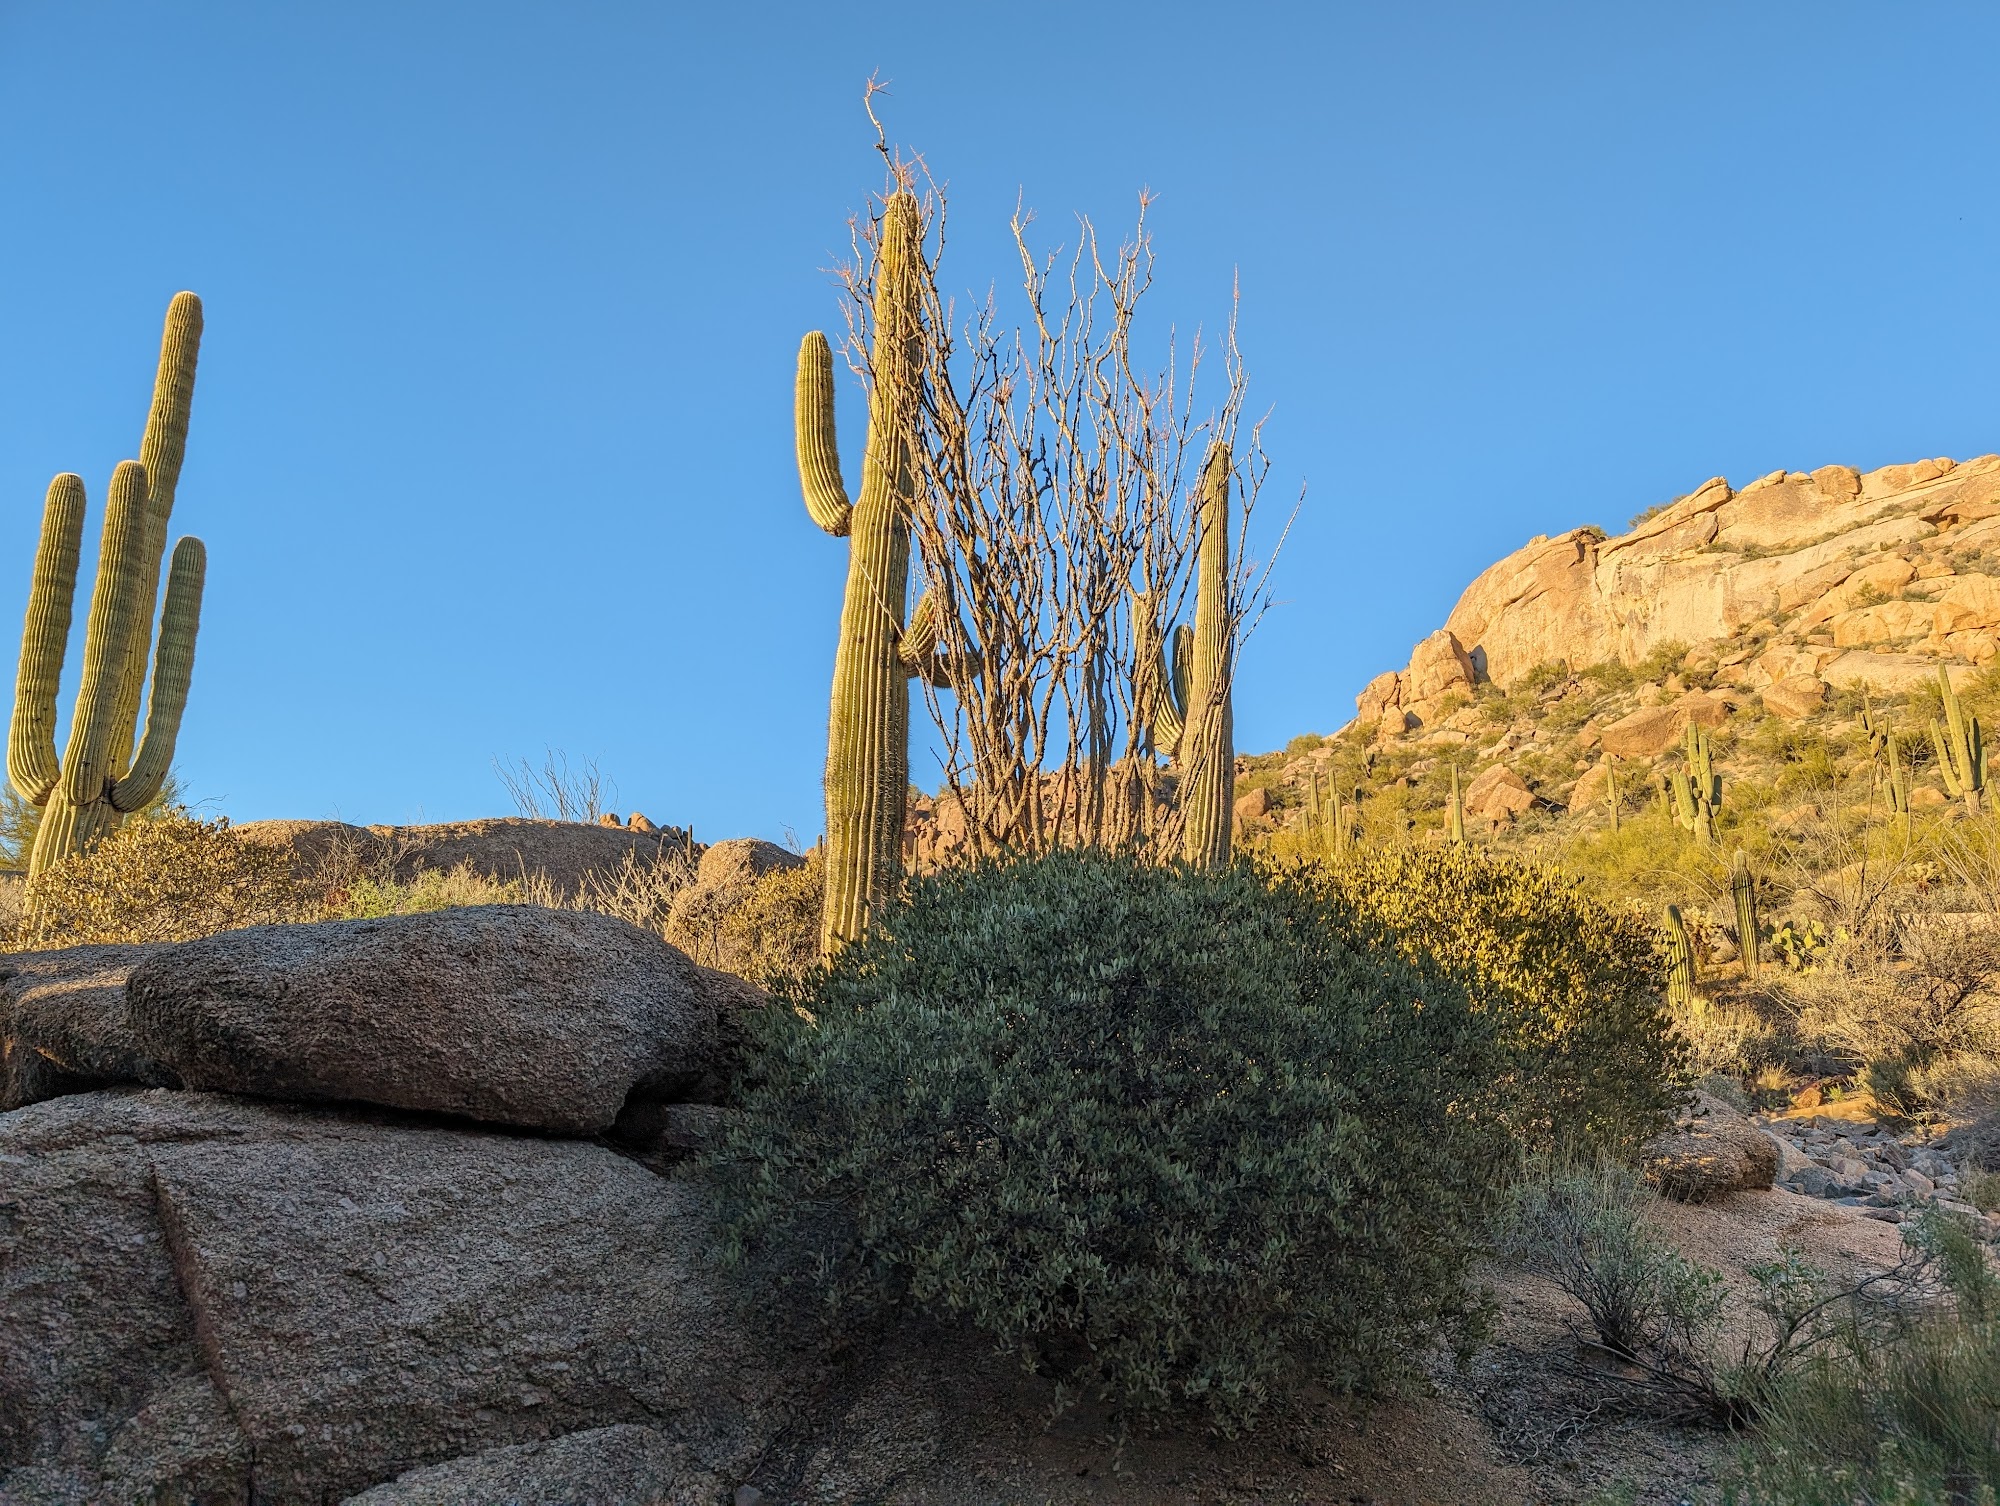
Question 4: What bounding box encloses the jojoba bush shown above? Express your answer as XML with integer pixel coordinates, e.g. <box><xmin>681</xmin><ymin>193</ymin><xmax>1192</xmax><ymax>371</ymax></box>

<box><xmin>706</xmin><ymin>849</ymin><xmax>1506</xmax><ymax>1432</ymax></box>
<box><xmin>1326</xmin><ymin>845</ymin><xmax>1683</xmax><ymax>1156</ymax></box>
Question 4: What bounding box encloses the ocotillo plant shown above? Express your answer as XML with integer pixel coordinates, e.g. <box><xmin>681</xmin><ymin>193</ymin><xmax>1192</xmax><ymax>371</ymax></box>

<box><xmin>1663</xmin><ymin>903</ymin><xmax>1697</xmax><ymax>1012</ymax></box>
<box><xmin>1153</xmin><ymin>443</ymin><xmax>1236</xmax><ymax>867</ymax></box>
<box><xmin>1447</xmin><ymin>764</ymin><xmax>1466</xmax><ymax>844</ymax></box>
<box><xmin>1731</xmin><ymin>849</ymin><xmax>1759</xmax><ymax>980</ymax></box>
<box><xmin>1930</xmin><ymin>665</ymin><xmax>1984</xmax><ymax>814</ymax></box>
<box><xmin>796</xmin><ymin>191</ymin><xmax>934</xmax><ymax>955</ymax></box>
<box><xmin>9</xmin><ymin>294</ymin><xmax>207</xmax><ymax>880</ymax></box>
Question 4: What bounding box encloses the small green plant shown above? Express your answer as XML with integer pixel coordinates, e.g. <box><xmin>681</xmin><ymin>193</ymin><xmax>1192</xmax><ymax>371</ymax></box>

<box><xmin>707</xmin><ymin>850</ymin><xmax>1506</xmax><ymax>1432</ymax></box>
<box><xmin>326</xmin><ymin>862</ymin><xmax>524</xmax><ymax>919</ymax></box>
<box><xmin>717</xmin><ymin>847</ymin><xmax>825</xmax><ymax>988</ymax></box>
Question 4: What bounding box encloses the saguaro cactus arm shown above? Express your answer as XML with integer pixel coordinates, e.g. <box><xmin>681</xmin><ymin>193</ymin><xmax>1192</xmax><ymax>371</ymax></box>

<box><xmin>60</xmin><ymin>463</ymin><xmax>152</xmax><ymax>807</ymax></box>
<box><xmin>795</xmin><ymin>332</ymin><xmax>855</xmax><ymax>537</ymax></box>
<box><xmin>8</xmin><ymin>474</ymin><xmax>87</xmax><ymax>804</ymax></box>
<box><xmin>111</xmin><ymin>535</ymin><xmax>204</xmax><ymax>812</ymax></box>
<box><xmin>112</xmin><ymin>292</ymin><xmax>202</xmax><ymax>774</ymax></box>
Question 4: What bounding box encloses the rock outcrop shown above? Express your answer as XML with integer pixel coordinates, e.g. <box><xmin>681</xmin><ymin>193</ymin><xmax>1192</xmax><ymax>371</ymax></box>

<box><xmin>1</xmin><ymin>944</ymin><xmax>178</xmax><ymax>1110</ymax></box>
<box><xmin>1361</xmin><ymin>454</ymin><xmax>2000</xmax><ymax>728</ymax></box>
<box><xmin>1641</xmin><ymin>1090</ymin><xmax>1780</xmax><ymax>1202</ymax></box>
<box><xmin>237</xmin><ymin>816</ymin><xmax>693</xmax><ymax>898</ymax></box>
<box><xmin>124</xmin><ymin>906</ymin><xmax>745</xmax><ymax>1134</ymax></box>
<box><xmin>0</xmin><ymin>1090</ymin><xmax>774</xmax><ymax>1505</ymax></box>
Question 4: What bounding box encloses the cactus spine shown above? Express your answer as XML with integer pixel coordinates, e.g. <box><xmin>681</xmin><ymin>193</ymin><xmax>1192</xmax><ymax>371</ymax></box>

<box><xmin>1731</xmin><ymin>848</ymin><xmax>1759</xmax><ymax>979</ymax></box>
<box><xmin>1663</xmin><ymin>903</ymin><xmax>1697</xmax><ymax>1012</ymax></box>
<box><xmin>1155</xmin><ymin>443</ymin><xmax>1235</xmax><ymax>867</ymax></box>
<box><xmin>1930</xmin><ymin>666</ymin><xmax>1984</xmax><ymax>814</ymax></box>
<box><xmin>9</xmin><ymin>295</ymin><xmax>207</xmax><ymax>881</ymax></box>
<box><xmin>796</xmin><ymin>193</ymin><xmax>935</xmax><ymax>955</ymax></box>
<box><xmin>1447</xmin><ymin>764</ymin><xmax>1466</xmax><ymax>844</ymax></box>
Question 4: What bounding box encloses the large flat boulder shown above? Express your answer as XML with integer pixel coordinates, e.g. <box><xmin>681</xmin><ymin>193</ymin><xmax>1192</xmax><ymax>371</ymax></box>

<box><xmin>0</xmin><ymin>944</ymin><xmax>175</xmax><ymax>1110</ymax></box>
<box><xmin>0</xmin><ymin>1090</ymin><xmax>775</xmax><ymax>1505</ymax></box>
<box><xmin>125</xmin><ymin>906</ymin><xmax>745</xmax><ymax>1133</ymax></box>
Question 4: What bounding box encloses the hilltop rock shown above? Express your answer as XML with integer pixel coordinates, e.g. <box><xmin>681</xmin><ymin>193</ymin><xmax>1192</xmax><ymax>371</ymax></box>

<box><xmin>237</xmin><ymin>817</ymin><xmax>692</xmax><ymax>899</ymax></box>
<box><xmin>665</xmin><ymin>839</ymin><xmax>805</xmax><ymax>971</ymax></box>
<box><xmin>0</xmin><ymin>1090</ymin><xmax>773</xmax><ymax>1506</ymax></box>
<box><xmin>125</xmin><ymin>906</ymin><xmax>746</xmax><ymax>1133</ymax></box>
<box><xmin>1357</xmin><ymin>454</ymin><xmax>2000</xmax><ymax>710</ymax></box>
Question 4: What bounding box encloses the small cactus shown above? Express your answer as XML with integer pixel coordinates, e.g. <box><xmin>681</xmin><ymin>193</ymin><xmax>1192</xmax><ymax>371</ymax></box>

<box><xmin>1731</xmin><ymin>849</ymin><xmax>1759</xmax><ymax>980</ymax></box>
<box><xmin>1663</xmin><ymin>903</ymin><xmax>1698</xmax><ymax>1012</ymax></box>
<box><xmin>9</xmin><ymin>295</ymin><xmax>207</xmax><ymax>881</ymax></box>
<box><xmin>1929</xmin><ymin>666</ymin><xmax>1984</xmax><ymax>814</ymax></box>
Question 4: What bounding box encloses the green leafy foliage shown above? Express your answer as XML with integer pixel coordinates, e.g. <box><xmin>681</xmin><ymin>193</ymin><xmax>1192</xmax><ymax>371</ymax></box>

<box><xmin>706</xmin><ymin>849</ymin><xmax>1507</xmax><ymax>1432</ymax></box>
<box><xmin>1324</xmin><ymin>845</ymin><xmax>1684</xmax><ymax>1155</ymax></box>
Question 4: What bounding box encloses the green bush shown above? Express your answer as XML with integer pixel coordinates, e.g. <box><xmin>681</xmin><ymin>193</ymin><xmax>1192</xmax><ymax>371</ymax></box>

<box><xmin>706</xmin><ymin>850</ymin><xmax>1506</xmax><ymax>1432</ymax></box>
<box><xmin>1326</xmin><ymin>845</ymin><xmax>1684</xmax><ymax>1156</ymax></box>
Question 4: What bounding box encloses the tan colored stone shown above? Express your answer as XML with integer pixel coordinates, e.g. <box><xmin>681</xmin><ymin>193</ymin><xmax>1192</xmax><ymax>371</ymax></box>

<box><xmin>1464</xmin><ymin>764</ymin><xmax>1534</xmax><ymax>822</ymax></box>
<box><xmin>1233</xmin><ymin>787</ymin><xmax>1271</xmax><ymax>823</ymax></box>
<box><xmin>1830</xmin><ymin>599</ymin><xmax>1930</xmax><ymax>647</ymax></box>
<box><xmin>1374</xmin><ymin>706</ymin><xmax>1411</xmax><ymax>741</ymax></box>
<box><xmin>1570</xmin><ymin>760</ymin><xmax>1612</xmax><ymax>812</ymax></box>
<box><xmin>1821</xmin><ymin>651</ymin><xmax>1978</xmax><ymax>695</ymax></box>
<box><xmin>1910</xmin><ymin>786</ymin><xmax>1949</xmax><ymax>810</ymax></box>
<box><xmin>1933</xmin><ymin>573</ymin><xmax>2000</xmax><ymax>634</ymax></box>
<box><xmin>1599</xmin><ymin>705</ymin><xmax>1684</xmax><ymax>759</ymax></box>
<box><xmin>1356</xmin><ymin>670</ymin><xmax>1401</xmax><ymax>721</ymax></box>
<box><xmin>1678</xmin><ymin>691</ymin><xmax>1732</xmax><ymax>729</ymax></box>
<box><xmin>1404</xmin><ymin>629</ymin><xmax>1478</xmax><ymax>704</ymax></box>
<box><xmin>1760</xmin><ymin>675</ymin><xmax>1828</xmax><ymax>720</ymax></box>
<box><xmin>1810</xmin><ymin>464</ymin><xmax>1862</xmax><ymax>501</ymax></box>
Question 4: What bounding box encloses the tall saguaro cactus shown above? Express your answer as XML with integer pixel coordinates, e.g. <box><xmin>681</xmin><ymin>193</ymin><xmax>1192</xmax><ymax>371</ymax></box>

<box><xmin>796</xmin><ymin>192</ymin><xmax>931</xmax><ymax>955</ymax></box>
<box><xmin>9</xmin><ymin>294</ymin><xmax>207</xmax><ymax>880</ymax></box>
<box><xmin>1663</xmin><ymin>903</ymin><xmax>1697</xmax><ymax>1013</ymax></box>
<box><xmin>1731</xmin><ymin>849</ymin><xmax>1760</xmax><ymax>980</ymax></box>
<box><xmin>1163</xmin><ymin>443</ymin><xmax>1235</xmax><ymax>867</ymax></box>
<box><xmin>1446</xmin><ymin>764</ymin><xmax>1466</xmax><ymax>844</ymax></box>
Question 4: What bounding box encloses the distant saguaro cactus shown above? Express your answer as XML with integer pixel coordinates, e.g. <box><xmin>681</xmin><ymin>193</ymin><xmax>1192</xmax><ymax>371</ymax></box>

<box><xmin>1447</xmin><ymin>764</ymin><xmax>1466</xmax><ymax>845</ymax></box>
<box><xmin>796</xmin><ymin>192</ymin><xmax>942</xmax><ymax>955</ymax></box>
<box><xmin>9</xmin><ymin>294</ymin><xmax>207</xmax><ymax>880</ymax></box>
<box><xmin>1730</xmin><ymin>849</ymin><xmax>1759</xmax><ymax>980</ymax></box>
<box><xmin>1668</xmin><ymin>723</ymin><xmax>1719</xmax><ymax>845</ymax></box>
<box><xmin>1930</xmin><ymin>666</ymin><xmax>1984</xmax><ymax>814</ymax></box>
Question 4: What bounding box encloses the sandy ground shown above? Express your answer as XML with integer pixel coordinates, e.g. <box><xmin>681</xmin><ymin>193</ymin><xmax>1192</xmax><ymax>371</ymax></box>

<box><xmin>747</xmin><ymin>1186</ymin><xmax>1918</xmax><ymax>1506</ymax></box>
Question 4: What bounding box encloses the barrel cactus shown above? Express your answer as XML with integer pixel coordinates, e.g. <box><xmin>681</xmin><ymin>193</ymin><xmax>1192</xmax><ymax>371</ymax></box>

<box><xmin>8</xmin><ymin>294</ymin><xmax>207</xmax><ymax>880</ymax></box>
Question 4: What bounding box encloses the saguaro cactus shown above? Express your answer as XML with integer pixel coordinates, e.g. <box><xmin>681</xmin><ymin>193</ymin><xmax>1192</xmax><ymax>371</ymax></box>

<box><xmin>1885</xmin><ymin>728</ymin><xmax>1912</xmax><ymax>820</ymax></box>
<box><xmin>9</xmin><ymin>294</ymin><xmax>207</xmax><ymax>880</ymax></box>
<box><xmin>1930</xmin><ymin>666</ymin><xmax>1984</xmax><ymax>814</ymax></box>
<box><xmin>1605</xmin><ymin>755</ymin><xmax>1621</xmax><ymax>833</ymax></box>
<box><xmin>1669</xmin><ymin>723</ymin><xmax>1720</xmax><ymax>845</ymax></box>
<box><xmin>1731</xmin><ymin>849</ymin><xmax>1760</xmax><ymax>980</ymax></box>
<box><xmin>1663</xmin><ymin>903</ymin><xmax>1697</xmax><ymax>1012</ymax></box>
<box><xmin>1447</xmin><ymin>764</ymin><xmax>1466</xmax><ymax>844</ymax></box>
<box><xmin>1155</xmin><ymin>443</ymin><xmax>1236</xmax><ymax>867</ymax></box>
<box><xmin>796</xmin><ymin>192</ymin><xmax>935</xmax><ymax>955</ymax></box>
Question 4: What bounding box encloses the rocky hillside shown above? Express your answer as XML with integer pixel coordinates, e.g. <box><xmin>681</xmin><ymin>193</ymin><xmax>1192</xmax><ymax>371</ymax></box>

<box><xmin>1360</xmin><ymin>452</ymin><xmax>2000</xmax><ymax>736</ymax></box>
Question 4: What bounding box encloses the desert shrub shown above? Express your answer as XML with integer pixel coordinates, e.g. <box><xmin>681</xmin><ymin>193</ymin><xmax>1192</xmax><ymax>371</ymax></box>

<box><xmin>717</xmin><ymin>847</ymin><xmax>823</xmax><ymax>987</ymax></box>
<box><xmin>1326</xmin><ymin>845</ymin><xmax>1683</xmax><ymax>1155</ymax></box>
<box><xmin>17</xmin><ymin>812</ymin><xmax>306</xmax><ymax>947</ymax></box>
<box><xmin>707</xmin><ymin>850</ymin><xmax>1506</xmax><ymax>1432</ymax></box>
<box><xmin>1727</xmin><ymin>1215</ymin><xmax>2000</xmax><ymax>1505</ymax></box>
<box><xmin>327</xmin><ymin>861</ymin><xmax>525</xmax><ymax>919</ymax></box>
<box><xmin>1505</xmin><ymin>1163</ymin><xmax>1976</xmax><ymax>1433</ymax></box>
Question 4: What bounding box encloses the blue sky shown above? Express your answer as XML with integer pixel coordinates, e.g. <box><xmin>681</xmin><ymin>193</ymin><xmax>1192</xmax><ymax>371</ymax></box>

<box><xmin>2</xmin><ymin>2</ymin><xmax>1996</xmax><ymax>840</ymax></box>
